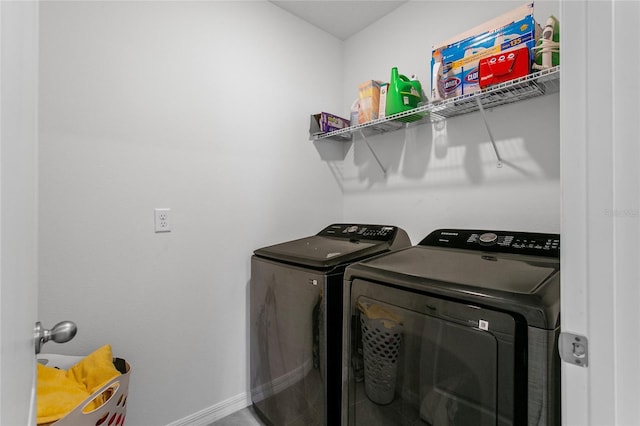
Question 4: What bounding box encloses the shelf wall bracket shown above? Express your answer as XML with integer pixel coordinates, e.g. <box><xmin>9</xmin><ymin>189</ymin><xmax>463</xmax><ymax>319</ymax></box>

<box><xmin>475</xmin><ymin>97</ymin><xmax>503</xmax><ymax>168</ymax></box>
<box><xmin>358</xmin><ymin>129</ymin><xmax>387</xmax><ymax>177</ymax></box>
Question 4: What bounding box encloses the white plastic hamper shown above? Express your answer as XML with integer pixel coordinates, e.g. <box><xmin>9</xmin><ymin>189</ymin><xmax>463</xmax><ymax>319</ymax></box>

<box><xmin>37</xmin><ymin>354</ymin><xmax>131</xmax><ymax>426</ymax></box>
<box><xmin>359</xmin><ymin>314</ymin><xmax>402</xmax><ymax>405</ymax></box>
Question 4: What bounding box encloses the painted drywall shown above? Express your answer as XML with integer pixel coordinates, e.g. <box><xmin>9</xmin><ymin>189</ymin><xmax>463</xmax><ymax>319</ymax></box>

<box><xmin>0</xmin><ymin>1</ymin><xmax>39</xmax><ymax>424</ymax></box>
<box><xmin>37</xmin><ymin>2</ymin><xmax>344</xmax><ymax>424</ymax></box>
<box><xmin>340</xmin><ymin>1</ymin><xmax>561</xmax><ymax>243</ymax></box>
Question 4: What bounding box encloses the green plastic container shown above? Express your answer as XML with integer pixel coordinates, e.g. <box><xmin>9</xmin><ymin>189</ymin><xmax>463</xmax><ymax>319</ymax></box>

<box><xmin>385</xmin><ymin>67</ymin><xmax>424</xmax><ymax>122</ymax></box>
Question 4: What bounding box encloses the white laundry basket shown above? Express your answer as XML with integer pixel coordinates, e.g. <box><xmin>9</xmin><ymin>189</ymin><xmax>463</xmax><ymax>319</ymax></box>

<box><xmin>359</xmin><ymin>308</ymin><xmax>403</xmax><ymax>405</ymax></box>
<box><xmin>37</xmin><ymin>354</ymin><xmax>131</xmax><ymax>426</ymax></box>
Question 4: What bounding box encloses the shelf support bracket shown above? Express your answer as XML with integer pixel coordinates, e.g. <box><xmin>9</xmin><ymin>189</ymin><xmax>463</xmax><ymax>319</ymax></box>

<box><xmin>359</xmin><ymin>129</ymin><xmax>387</xmax><ymax>176</ymax></box>
<box><xmin>475</xmin><ymin>97</ymin><xmax>503</xmax><ymax>168</ymax></box>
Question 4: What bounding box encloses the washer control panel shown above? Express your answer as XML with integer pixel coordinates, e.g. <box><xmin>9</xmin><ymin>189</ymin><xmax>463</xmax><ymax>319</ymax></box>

<box><xmin>420</xmin><ymin>229</ymin><xmax>560</xmax><ymax>258</ymax></box>
<box><xmin>317</xmin><ymin>224</ymin><xmax>398</xmax><ymax>242</ymax></box>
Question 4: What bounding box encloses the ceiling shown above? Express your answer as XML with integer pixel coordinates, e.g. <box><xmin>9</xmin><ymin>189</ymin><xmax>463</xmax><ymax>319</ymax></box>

<box><xmin>269</xmin><ymin>1</ymin><xmax>408</xmax><ymax>40</ymax></box>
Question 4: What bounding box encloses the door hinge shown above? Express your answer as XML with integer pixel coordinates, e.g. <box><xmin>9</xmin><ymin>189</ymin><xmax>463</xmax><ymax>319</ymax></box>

<box><xmin>559</xmin><ymin>332</ymin><xmax>589</xmax><ymax>367</ymax></box>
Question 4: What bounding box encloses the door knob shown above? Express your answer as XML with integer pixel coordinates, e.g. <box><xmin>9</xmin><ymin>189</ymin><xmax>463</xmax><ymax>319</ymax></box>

<box><xmin>34</xmin><ymin>321</ymin><xmax>77</xmax><ymax>354</ymax></box>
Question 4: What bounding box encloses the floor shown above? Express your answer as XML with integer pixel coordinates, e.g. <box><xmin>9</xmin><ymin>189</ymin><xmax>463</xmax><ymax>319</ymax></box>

<box><xmin>210</xmin><ymin>405</ymin><xmax>267</xmax><ymax>426</ymax></box>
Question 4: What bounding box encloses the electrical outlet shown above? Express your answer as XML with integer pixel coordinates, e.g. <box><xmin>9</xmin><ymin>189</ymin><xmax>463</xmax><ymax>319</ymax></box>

<box><xmin>154</xmin><ymin>208</ymin><xmax>171</xmax><ymax>233</ymax></box>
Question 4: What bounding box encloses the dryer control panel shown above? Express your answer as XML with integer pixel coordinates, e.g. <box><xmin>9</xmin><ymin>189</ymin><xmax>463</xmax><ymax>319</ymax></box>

<box><xmin>420</xmin><ymin>229</ymin><xmax>560</xmax><ymax>258</ymax></box>
<box><xmin>318</xmin><ymin>224</ymin><xmax>398</xmax><ymax>242</ymax></box>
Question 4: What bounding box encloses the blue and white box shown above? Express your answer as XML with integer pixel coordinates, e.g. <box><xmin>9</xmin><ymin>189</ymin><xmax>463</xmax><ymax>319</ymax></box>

<box><xmin>431</xmin><ymin>2</ymin><xmax>540</xmax><ymax>101</ymax></box>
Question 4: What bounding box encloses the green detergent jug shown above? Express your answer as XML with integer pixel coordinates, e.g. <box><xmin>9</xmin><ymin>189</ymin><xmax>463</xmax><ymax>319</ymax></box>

<box><xmin>386</xmin><ymin>67</ymin><xmax>424</xmax><ymax>122</ymax></box>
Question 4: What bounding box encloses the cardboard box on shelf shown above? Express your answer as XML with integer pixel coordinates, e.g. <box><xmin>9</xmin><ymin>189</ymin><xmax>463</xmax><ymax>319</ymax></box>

<box><xmin>378</xmin><ymin>83</ymin><xmax>389</xmax><ymax>119</ymax></box>
<box><xmin>431</xmin><ymin>2</ymin><xmax>540</xmax><ymax>101</ymax></box>
<box><xmin>309</xmin><ymin>112</ymin><xmax>350</xmax><ymax>136</ymax></box>
<box><xmin>479</xmin><ymin>46</ymin><xmax>530</xmax><ymax>88</ymax></box>
<box><xmin>358</xmin><ymin>80</ymin><xmax>382</xmax><ymax>124</ymax></box>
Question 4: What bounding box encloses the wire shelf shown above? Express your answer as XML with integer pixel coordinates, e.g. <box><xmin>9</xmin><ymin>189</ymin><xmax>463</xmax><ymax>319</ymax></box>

<box><xmin>313</xmin><ymin>66</ymin><xmax>560</xmax><ymax>141</ymax></box>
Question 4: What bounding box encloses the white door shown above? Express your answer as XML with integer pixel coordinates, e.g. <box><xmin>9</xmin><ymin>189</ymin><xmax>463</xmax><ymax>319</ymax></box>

<box><xmin>561</xmin><ymin>1</ymin><xmax>640</xmax><ymax>424</ymax></box>
<box><xmin>0</xmin><ymin>1</ymin><xmax>40</xmax><ymax>424</ymax></box>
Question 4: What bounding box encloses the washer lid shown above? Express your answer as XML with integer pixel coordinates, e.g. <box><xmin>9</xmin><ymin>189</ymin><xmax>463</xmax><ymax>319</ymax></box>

<box><xmin>357</xmin><ymin>245</ymin><xmax>558</xmax><ymax>294</ymax></box>
<box><xmin>346</xmin><ymin>244</ymin><xmax>560</xmax><ymax>329</ymax></box>
<box><xmin>254</xmin><ymin>236</ymin><xmax>385</xmax><ymax>269</ymax></box>
<box><xmin>254</xmin><ymin>224</ymin><xmax>406</xmax><ymax>270</ymax></box>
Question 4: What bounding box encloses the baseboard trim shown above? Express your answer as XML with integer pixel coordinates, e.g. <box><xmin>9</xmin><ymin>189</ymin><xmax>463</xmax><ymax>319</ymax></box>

<box><xmin>166</xmin><ymin>392</ymin><xmax>251</xmax><ymax>426</ymax></box>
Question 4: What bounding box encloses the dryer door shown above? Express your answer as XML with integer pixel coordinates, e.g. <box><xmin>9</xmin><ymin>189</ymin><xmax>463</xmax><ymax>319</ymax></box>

<box><xmin>346</xmin><ymin>279</ymin><xmax>526</xmax><ymax>426</ymax></box>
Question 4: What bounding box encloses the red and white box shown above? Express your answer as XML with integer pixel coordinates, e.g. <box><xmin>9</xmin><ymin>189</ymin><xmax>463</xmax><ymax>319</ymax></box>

<box><xmin>479</xmin><ymin>46</ymin><xmax>531</xmax><ymax>88</ymax></box>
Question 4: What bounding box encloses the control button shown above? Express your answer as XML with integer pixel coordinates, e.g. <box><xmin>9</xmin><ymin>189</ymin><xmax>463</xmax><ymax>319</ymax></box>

<box><xmin>346</xmin><ymin>225</ymin><xmax>358</xmax><ymax>233</ymax></box>
<box><xmin>478</xmin><ymin>232</ymin><xmax>498</xmax><ymax>246</ymax></box>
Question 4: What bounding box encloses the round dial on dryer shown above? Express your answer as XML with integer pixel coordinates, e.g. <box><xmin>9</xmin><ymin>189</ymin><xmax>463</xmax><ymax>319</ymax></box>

<box><xmin>346</xmin><ymin>225</ymin><xmax>359</xmax><ymax>233</ymax></box>
<box><xmin>478</xmin><ymin>232</ymin><xmax>498</xmax><ymax>246</ymax></box>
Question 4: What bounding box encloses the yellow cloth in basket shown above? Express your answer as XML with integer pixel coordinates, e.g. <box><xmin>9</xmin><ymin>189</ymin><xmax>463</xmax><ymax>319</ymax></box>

<box><xmin>358</xmin><ymin>300</ymin><xmax>402</xmax><ymax>329</ymax></box>
<box><xmin>37</xmin><ymin>344</ymin><xmax>121</xmax><ymax>425</ymax></box>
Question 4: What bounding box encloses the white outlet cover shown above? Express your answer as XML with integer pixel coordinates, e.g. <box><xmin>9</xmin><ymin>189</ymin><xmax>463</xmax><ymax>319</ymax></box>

<box><xmin>154</xmin><ymin>208</ymin><xmax>171</xmax><ymax>233</ymax></box>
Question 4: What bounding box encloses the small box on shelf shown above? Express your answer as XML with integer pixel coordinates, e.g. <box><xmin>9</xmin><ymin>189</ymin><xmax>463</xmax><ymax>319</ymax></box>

<box><xmin>479</xmin><ymin>46</ymin><xmax>530</xmax><ymax>88</ymax></box>
<box><xmin>358</xmin><ymin>80</ymin><xmax>382</xmax><ymax>124</ymax></box>
<box><xmin>309</xmin><ymin>112</ymin><xmax>351</xmax><ymax>140</ymax></box>
<box><xmin>309</xmin><ymin>112</ymin><xmax>350</xmax><ymax>134</ymax></box>
<box><xmin>378</xmin><ymin>83</ymin><xmax>389</xmax><ymax>119</ymax></box>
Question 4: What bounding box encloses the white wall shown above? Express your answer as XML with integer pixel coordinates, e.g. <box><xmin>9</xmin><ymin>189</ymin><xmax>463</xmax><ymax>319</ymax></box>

<box><xmin>339</xmin><ymin>1</ymin><xmax>561</xmax><ymax>243</ymax></box>
<box><xmin>37</xmin><ymin>2</ymin><xmax>343</xmax><ymax>424</ymax></box>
